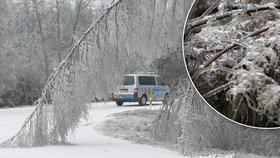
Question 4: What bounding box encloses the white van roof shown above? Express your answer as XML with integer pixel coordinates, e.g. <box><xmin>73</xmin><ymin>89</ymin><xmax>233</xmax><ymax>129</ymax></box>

<box><xmin>124</xmin><ymin>74</ymin><xmax>159</xmax><ymax>77</ymax></box>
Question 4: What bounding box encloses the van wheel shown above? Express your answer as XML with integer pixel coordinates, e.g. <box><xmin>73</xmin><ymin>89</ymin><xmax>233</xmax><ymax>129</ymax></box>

<box><xmin>116</xmin><ymin>100</ymin><xmax>123</xmax><ymax>106</ymax></box>
<box><xmin>139</xmin><ymin>95</ymin><xmax>147</xmax><ymax>106</ymax></box>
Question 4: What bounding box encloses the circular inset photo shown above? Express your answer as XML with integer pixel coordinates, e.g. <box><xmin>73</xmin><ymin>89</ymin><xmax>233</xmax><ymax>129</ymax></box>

<box><xmin>183</xmin><ymin>0</ymin><xmax>280</xmax><ymax>128</ymax></box>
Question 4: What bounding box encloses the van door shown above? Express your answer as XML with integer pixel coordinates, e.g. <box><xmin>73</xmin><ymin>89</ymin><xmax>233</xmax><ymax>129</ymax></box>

<box><xmin>155</xmin><ymin>76</ymin><xmax>167</xmax><ymax>101</ymax></box>
<box><xmin>121</xmin><ymin>75</ymin><xmax>135</xmax><ymax>94</ymax></box>
<box><xmin>138</xmin><ymin>76</ymin><xmax>156</xmax><ymax>101</ymax></box>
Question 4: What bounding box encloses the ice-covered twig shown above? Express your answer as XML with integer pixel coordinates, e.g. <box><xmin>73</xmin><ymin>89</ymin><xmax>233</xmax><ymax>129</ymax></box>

<box><xmin>203</xmin><ymin>26</ymin><xmax>269</xmax><ymax>68</ymax></box>
<box><xmin>192</xmin><ymin>66</ymin><xmax>232</xmax><ymax>81</ymax></box>
<box><xmin>232</xmin><ymin>97</ymin><xmax>243</xmax><ymax>121</ymax></box>
<box><xmin>185</xmin><ymin>4</ymin><xmax>278</xmax><ymax>33</ymax></box>
<box><xmin>203</xmin><ymin>82</ymin><xmax>230</xmax><ymax>98</ymax></box>
<box><xmin>202</xmin><ymin>0</ymin><xmax>221</xmax><ymax>16</ymax></box>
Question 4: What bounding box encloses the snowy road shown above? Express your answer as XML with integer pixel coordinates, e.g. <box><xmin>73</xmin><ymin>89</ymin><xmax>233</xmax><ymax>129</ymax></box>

<box><xmin>0</xmin><ymin>102</ymin><xmax>190</xmax><ymax>158</ymax></box>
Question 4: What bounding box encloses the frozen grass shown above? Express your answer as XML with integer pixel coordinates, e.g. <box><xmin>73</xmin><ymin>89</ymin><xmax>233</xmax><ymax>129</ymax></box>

<box><xmin>99</xmin><ymin>109</ymin><xmax>159</xmax><ymax>145</ymax></box>
<box><xmin>99</xmin><ymin>108</ymin><xmax>274</xmax><ymax>158</ymax></box>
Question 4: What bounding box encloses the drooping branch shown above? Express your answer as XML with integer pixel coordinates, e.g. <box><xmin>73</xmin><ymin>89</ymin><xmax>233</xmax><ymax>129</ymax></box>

<box><xmin>0</xmin><ymin>0</ymin><xmax>121</xmax><ymax>147</ymax></box>
<box><xmin>42</xmin><ymin>0</ymin><xmax>121</xmax><ymax>103</ymax></box>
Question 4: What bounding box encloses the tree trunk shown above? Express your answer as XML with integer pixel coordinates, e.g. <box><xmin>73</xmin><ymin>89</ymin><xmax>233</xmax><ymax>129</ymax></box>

<box><xmin>32</xmin><ymin>0</ymin><xmax>50</xmax><ymax>81</ymax></box>
<box><xmin>70</xmin><ymin>0</ymin><xmax>83</xmax><ymax>47</ymax></box>
<box><xmin>56</xmin><ymin>0</ymin><xmax>62</xmax><ymax>62</ymax></box>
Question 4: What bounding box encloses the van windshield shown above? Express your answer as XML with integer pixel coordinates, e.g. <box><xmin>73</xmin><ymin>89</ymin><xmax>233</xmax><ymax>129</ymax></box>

<box><xmin>123</xmin><ymin>76</ymin><xmax>135</xmax><ymax>85</ymax></box>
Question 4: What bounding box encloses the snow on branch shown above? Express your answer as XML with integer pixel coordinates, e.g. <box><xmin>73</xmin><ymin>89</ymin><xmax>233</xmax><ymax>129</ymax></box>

<box><xmin>0</xmin><ymin>0</ymin><xmax>121</xmax><ymax>147</ymax></box>
<box><xmin>203</xmin><ymin>26</ymin><xmax>269</xmax><ymax>68</ymax></box>
<box><xmin>185</xmin><ymin>3</ymin><xmax>279</xmax><ymax>33</ymax></box>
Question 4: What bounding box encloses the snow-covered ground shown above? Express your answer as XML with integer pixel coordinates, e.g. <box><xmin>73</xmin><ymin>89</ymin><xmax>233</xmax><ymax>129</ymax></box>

<box><xmin>99</xmin><ymin>109</ymin><xmax>159</xmax><ymax>145</ymax></box>
<box><xmin>0</xmin><ymin>102</ymin><xmax>247</xmax><ymax>158</ymax></box>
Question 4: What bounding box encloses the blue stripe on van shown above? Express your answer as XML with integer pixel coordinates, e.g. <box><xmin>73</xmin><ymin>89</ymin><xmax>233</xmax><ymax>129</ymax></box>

<box><xmin>152</xmin><ymin>88</ymin><xmax>166</xmax><ymax>92</ymax></box>
<box><xmin>116</xmin><ymin>94</ymin><xmax>135</xmax><ymax>102</ymax></box>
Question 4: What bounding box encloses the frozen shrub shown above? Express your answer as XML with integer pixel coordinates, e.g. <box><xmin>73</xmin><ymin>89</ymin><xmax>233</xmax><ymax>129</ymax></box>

<box><xmin>185</xmin><ymin>1</ymin><xmax>280</xmax><ymax>127</ymax></box>
<box><xmin>155</xmin><ymin>75</ymin><xmax>280</xmax><ymax>156</ymax></box>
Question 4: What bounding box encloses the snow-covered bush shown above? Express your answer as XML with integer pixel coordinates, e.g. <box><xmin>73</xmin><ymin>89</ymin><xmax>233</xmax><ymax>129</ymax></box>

<box><xmin>185</xmin><ymin>1</ymin><xmax>280</xmax><ymax>127</ymax></box>
<box><xmin>155</xmin><ymin>75</ymin><xmax>280</xmax><ymax>157</ymax></box>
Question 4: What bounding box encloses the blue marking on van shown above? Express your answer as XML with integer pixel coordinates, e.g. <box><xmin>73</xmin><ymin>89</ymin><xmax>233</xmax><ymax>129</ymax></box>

<box><xmin>152</xmin><ymin>88</ymin><xmax>166</xmax><ymax>92</ymax></box>
<box><xmin>115</xmin><ymin>94</ymin><xmax>135</xmax><ymax>102</ymax></box>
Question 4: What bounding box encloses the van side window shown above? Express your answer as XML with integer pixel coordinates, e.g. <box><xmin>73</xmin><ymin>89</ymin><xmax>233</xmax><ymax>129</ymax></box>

<box><xmin>139</xmin><ymin>76</ymin><xmax>156</xmax><ymax>85</ymax></box>
<box><xmin>156</xmin><ymin>77</ymin><xmax>165</xmax><ymax>86</ymax></box>
<box><xmin>123</xmin><ymin>76</ymin><xmax>135</xmax><ymax>85</ymax></box>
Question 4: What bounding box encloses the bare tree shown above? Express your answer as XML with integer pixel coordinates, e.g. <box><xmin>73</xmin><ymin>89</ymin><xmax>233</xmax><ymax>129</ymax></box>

<box><xmin>32</xmin><ymin>0</ymin><xmax>50</xmax><ymax>80</ymax></box>
<box><xmin>70</xmin><ymin>0</ymin><xmax>91</xmax><ymax>47</ymax></box>
<box><xmin>55</xmin><ymin>0</ymin><xmax>62</xmax><ymax>62</ymax></box>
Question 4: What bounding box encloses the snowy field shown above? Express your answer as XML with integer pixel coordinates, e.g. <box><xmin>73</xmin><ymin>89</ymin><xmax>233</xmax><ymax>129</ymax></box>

<box><xmin>0</xmin><ymin>102</ymin><xmax>261</xmax><ymax>158</ymax></box>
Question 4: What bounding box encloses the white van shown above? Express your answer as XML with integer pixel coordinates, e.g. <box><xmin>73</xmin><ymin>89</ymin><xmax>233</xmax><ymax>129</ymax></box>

<box><xmin>113</xmin><ymin>74</ymin><xmax>170</xmax><ymax>106</ymax></box>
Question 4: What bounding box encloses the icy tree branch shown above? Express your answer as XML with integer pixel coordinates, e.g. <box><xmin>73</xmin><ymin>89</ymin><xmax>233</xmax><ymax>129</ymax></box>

<box><xmin>203</xmin><ymin>26</ymin><xmax>269</xmax><ymax>68</ymax></box>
